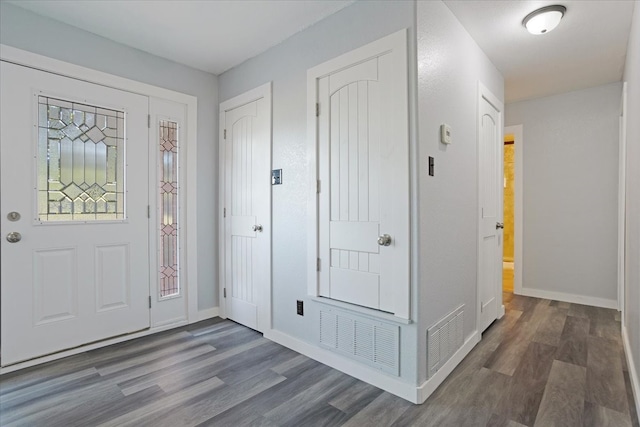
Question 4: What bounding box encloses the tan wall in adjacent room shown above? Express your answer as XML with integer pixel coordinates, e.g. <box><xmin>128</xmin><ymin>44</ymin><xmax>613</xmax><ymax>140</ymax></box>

<box><xmin>503</xmin><ymin>137</ymin><xmax>515</xmax><ymax>262</ymax></box>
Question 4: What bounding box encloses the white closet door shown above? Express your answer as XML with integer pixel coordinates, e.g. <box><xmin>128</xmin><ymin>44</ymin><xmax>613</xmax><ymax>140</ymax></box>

<box><xmin>312</xmin><ymin>30</ymin><xmax>409</xmax><ymax>318</ymax></box>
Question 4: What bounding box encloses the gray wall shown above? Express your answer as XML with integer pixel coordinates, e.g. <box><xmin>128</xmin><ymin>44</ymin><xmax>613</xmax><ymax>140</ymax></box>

<box><xmin>416</xmin><ymin>1</ymin><xmax>504</xmax><ymax>383</ymax></box>
<box><xmin>505</xmin><ymin>83</ymin><xmax>621</xmax><ymax>303</ymax></box>
<box><xmin>0</xmin><ymin>2</ymin><xmax>219</xmax><ymax>310</ymax></box>
<box><xmin>623</xmin><ymin>1</ymin><xmax>640</xmax><ymax>405</ymax></box>
<box><xmin>219</xmin><ymin>0</ymin><xmax>420</xmax><ymax>384</ymax></box>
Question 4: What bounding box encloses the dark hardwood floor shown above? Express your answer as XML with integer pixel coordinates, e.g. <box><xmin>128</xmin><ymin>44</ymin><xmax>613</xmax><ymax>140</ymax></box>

<box><xmin>0</xmin><ymin>293</ymin><xmax>637</xmax><ymax>426</ymax></box>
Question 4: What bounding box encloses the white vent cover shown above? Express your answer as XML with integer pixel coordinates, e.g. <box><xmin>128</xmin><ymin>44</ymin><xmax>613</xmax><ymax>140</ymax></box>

<box><xmin>427</xmin><ymin>305</ymin><xmax>464</xmax><ymax>378</ymax></box>
<box><xmin>319</xmin><ymin>307</ymin><xmax>399</xmax><ymax>376</ymax></box>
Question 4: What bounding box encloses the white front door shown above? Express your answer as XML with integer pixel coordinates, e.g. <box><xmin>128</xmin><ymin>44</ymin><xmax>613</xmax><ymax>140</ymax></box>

<box><xmin>311</xmin><ymin>30</ymin><xmax>409</xmax><ymax>318</ymax></box>
<box><xmin>221</xmin><ymin>84</ymin><xmax>271</xmax><ymax>332</ymax></box>
<box><xmin>0</xmin><ymin>62</ymin><xmax>150</xmax><ymax>366</ymax></box>
<box><xmin>478</xmin><ymin>85</ymin><xmax>504</xmax><ymax>333</ymax></box>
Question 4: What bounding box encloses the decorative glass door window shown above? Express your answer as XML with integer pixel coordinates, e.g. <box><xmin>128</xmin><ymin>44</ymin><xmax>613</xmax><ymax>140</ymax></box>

<box><xmin>159</xmin><ymin>120</ymin><xmax>179</xmax><ymax>298</ymax></box>
<box><xmin>37</xmin><ymin>96</ymin><xmax>125</xmax><ymax>221</ymax></box>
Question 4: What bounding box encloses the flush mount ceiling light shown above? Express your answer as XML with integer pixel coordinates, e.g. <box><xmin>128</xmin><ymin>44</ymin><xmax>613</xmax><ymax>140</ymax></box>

<box><xmin>523</xmin><ymin>5</ymin><xmax>566</xmax><ymax>35</ymax></box>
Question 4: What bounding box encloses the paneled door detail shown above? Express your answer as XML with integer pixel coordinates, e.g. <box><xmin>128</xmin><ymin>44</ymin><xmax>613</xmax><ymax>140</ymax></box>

<box><xmin>221</xmin><ymin>84</ymin><xmax>271</xmax><ymax>332</ymax></box>
<box><xmin>478</xmin><ymin>85</ymin><xmax>504</xmax><ymax>333</ymax></box>
<box><xmin>312</xmin><ymin>30</ymin><xmax>409</xmax><ymax>318</ymax></box>
<box><xmin>0</xmin><ymin>61</ymin><xmax>150</xmax><ymax>366</ymax></box>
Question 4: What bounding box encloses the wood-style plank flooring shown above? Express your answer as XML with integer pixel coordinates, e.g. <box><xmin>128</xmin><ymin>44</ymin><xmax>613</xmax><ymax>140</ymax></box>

<box><xmin>0</xmin><ymin>294</ymin><xmax>638</xmax><ymax>426</ymax></box>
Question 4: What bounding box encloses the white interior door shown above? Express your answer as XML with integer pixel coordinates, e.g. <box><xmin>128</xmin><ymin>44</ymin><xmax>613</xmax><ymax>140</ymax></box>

<box><xmin>312</xmin><ymin>30</ymin><xmax>409</xmax><ymax>318</ymax></box>
<box><xmin>0</xmin><ymin>61</ymin><xmax>150</xmax><ymax>365</ymax></box>
<box><xmin>221</xmin><ymin>84</ymin><xmax>271</xmax><ymax>332</ymax></box>
<box><xmin>478</xmin><ymin>86</ymin><xmax>504</xmax><ymax>333</ymax></box>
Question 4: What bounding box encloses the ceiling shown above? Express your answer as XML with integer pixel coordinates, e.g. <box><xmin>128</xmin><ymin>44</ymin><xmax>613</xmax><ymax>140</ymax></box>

<box><xmin>6</xmin><ymin>0</ymin><xmax>636</xmax><ymax>102</ymax></box>
<box><xmin>6</xmin><ymin>0</ymin><xmax>354</xmax><ymax>75</ymax></box>
<box><xmin>443</xmin><ymin>0</ymin><xmax>635</xmax><ymax>102</ymax></box>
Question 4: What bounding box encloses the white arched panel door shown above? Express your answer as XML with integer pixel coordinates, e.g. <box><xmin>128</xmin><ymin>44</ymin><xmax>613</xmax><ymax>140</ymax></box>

<box><xmin>220</xmin><ymin>83</ymin><xmax>271</xmax><ymax>332</ymax></box>
<box><xmin>309</xmin><ymin>30</ymin><xmax>409</xmax><ymax>319</ymax></box>
<box><xmin>478</xmin><ymin>84</ymin><xmax>504</xmax><ymax>333</ymax></box>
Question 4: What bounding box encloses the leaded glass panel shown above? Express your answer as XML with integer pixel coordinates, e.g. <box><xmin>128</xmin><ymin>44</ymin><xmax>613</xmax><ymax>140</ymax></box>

<box><xmin>159</xmin><ymin>120</ymin><xmax>179</xmax><ymax>298</ymax></box>
<box><xmin>37</xmin><ymin>96</ymin><xmax>125</xmax><ymax>221</ymax></box>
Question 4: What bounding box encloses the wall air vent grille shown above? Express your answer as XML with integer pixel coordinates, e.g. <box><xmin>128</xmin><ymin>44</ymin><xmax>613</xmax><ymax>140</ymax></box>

<box><xmin>319</xmin><ymin>307</ymin><xmax>399</xmax><ymax>376</ymax></box>
<box><xmin>427</xmin><ymin>305</ymin><xmax>464</xmax><ymax>378</ymax></box>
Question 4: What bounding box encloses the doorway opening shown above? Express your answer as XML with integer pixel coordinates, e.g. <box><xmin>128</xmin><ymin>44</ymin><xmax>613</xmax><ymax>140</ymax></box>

<box><xmin>503</xmin><ymin>134</ymin><xmax>514</xmax><ymax>293</ymax></box>
<box><xmin>503</xmin><ymin>125</ymin><xmax>523</xmax><ymax>296</ymax></box>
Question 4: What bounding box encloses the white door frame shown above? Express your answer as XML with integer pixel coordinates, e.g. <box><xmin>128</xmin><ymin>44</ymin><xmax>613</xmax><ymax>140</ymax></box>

<box><xmin>218</xmin><ymin>82</ymin><xmax>272</xmax><ymax>331</ymax></box>
<box><xmin>618</xmin><ymin>82</ymin><xmax>627</xmax><ymax>313</ymax></box>
<box><xmin>477</xmin><ymin>82</ymin><xmax>505</xmax><ymax>334</ymax></box>
<box><xmin>505</xmin><ymin>124</ymin><xmax>524</xmax><ymax>295</ymax></box>
<box><xmin>0</xmin><ymin>44</ymin><xmax>199</xmax><ymax>373</ymax></box>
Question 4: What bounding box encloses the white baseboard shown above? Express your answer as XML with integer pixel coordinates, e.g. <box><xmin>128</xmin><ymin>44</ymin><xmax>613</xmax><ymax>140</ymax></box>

<box><xmin>264</xmin><ymin>329</ymin><xmax>418</xmax><ymax>403</ymax></box>
<box><xmin>622</xmin><ymin>323</ymin><xmax>640</xmax><ymax>418</ymax></box>
<box><xmin>416</xmin><ymin>330</ymin><xmax>480</xmax><ymax>404</ymax></box>
<box><xmin>196</xmin><ymin>307</ymin><xmax>220</xmax><ymax>322</ymax></box>
<box><xmin>516</xmin><ymin>287</ymin><xmax>618</xmax><ymax>309</ymax></box>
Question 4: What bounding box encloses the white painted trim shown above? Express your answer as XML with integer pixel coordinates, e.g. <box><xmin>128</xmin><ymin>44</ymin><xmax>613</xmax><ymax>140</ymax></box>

<box><xmin>477</xmin><ymin>81</ymin><xmax>504</xmax><ymax>334</ymax></box>
<box><xmin>518</xmin><ymin>287</ymin><xmax>618</xmax><ymax>309</ymax></box>
<box><xmin>218</xmin><ymin>82</ymin><xmax>273</xmax><ymax>332</ymax></box>
<box><xmin>264</xmin><ymin>328</ymin><xmax>418</xmax><ymax>403</ymax></box>
<box><xmin>0</xmin><ymin>45</ymin><xmax>199</xmax><ymax>340</ymax></box>
<box><xmin>197</xmin><ymin>307</ymin><xmax>220</xmax><ymax>322</ymax></box>
<box><xmin>505</xmin><ymin>125</ymin><xmax>524</xmax><ymax>295</ymax></box>
<box><xmin>0</xmin><ymin>320</ymin><xmax>188</xmax><ymax>374</ymax></box>
<box><xmin>618</xmin><ymin>82</ymin><xmax>627</xmax><ymax>313</ymax></box>
<box><xmin>416</xmin><ymin>331</ymin><xmax>480</xmax><ymax>403</ymax></box>
<box><xmin>623</xmin><ymin>323</ymin><xmax>640</xmax><ymax>417</ymax></box>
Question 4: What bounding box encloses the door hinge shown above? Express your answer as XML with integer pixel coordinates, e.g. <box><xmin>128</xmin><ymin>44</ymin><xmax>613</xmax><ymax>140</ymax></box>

<box><xmin>147</xmin><ymin>114</ymin><xmax>151</xmax><ymax>129</ymax></box>
<box><xmin>317</xmin><ymin>258</ymin><xmax>321</xmax><ymax>271</ymax></box>
<box><xmin>223</xmin><ymin>129</ymin><xmax>227</xmax><ymax>139</ymax></box>
<box><xmin>223</xmin><ymin>207</ymin><xmax>226</xmax><ymax>218</ymax></box>
<box><xmin>480</xmin><ymin>302</ymin><xmax>483</xmax><ymax>313</ymax></box>
<box><xmin>316</xmin><ymin>103</ymin><xmax>320</xmax><ymax>117</ymax></box>
<box><xmin>223</xmin><ymin>288</ymin><xmax>227</xmax><ymax>298</ymax></box>
<box><xmin>317</xmin><ymin>180</ymin><xmax>321</xmax><ymax>194</ymax></box>
<box><xmin>147</xmin><ymin>205</ymin><xmax>151</xmax><ymax>218</ymax></box>
<box><xmin>149</xmin><ymin>296</ymin><xmax>152</xmax><ymax>308</ymax></box>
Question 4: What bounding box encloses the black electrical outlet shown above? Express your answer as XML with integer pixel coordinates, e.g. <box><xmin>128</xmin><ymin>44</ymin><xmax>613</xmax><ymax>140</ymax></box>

<box><xmin>296</xmin><ymin>300</ymin><xmax>304</xmax><ymax>316</ymax></box>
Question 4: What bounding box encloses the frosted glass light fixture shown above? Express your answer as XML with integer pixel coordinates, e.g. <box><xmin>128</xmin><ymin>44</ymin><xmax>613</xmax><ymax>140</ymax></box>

<box><xmin>523</xmin><ymin>5</ymin><xmax>566</xmax><ymax>35</ymax></box>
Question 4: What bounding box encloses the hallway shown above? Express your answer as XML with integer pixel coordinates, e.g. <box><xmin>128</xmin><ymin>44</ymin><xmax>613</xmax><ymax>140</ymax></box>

<box><xmin>0</xmin><ymin>294</ymin><xmax>637</xmax><ymax>426</ymax></box>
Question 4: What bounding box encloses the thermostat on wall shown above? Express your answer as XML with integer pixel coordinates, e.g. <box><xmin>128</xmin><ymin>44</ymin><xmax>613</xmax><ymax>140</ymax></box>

<box><xmin>440</xmin><ymin>124</ymin><xmax>452</xmax><ymax>144</ymax></box>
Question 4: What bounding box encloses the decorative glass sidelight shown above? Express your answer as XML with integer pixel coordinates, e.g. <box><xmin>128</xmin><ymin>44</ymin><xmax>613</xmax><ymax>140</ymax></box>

<box><xmin>37</xmin><ymin>96</ymin><xmax>125</xmax><ymax>221</ymax></box>
<box><xmin>159</xmin><ymin>120</ymin><xmax>179</xmax><ymax>298</ymax></box>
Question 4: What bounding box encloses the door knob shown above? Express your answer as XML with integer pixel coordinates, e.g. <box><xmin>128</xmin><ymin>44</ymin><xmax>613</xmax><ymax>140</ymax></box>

<box><xmin>252</xmin><ymin>224</ymin><xmax>263</xmax><ymax>232</ymax></box>
<box><xmin>6</xmin><ymin>232</ymin><xmax>21</xmax><ymax>243</ymax></box>
<box><xmin>377</xmin><ymin>234</ymin><xmax>392</xmax><ymax>246</ymax></box>
<box><xmin>496</xmin><ymin>222</ymin><xmax>504</xmax><ymax>230</ymax></box>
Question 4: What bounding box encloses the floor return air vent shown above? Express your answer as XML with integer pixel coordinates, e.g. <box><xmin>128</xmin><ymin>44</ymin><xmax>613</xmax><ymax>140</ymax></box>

<box><xmin>319</xmin><ymin>307</ymin><xmax>400</xmax><ymax>376</ymax></box>
<box><xmin>427</xmin><ymin>305</ymin><xmax>464</xmax><ymax>378</ymax></box>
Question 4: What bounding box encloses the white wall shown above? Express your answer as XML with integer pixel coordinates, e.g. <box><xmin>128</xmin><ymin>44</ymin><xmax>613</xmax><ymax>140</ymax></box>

<box><xmin>219</xmin><ymin>0</ymin><xmax>420</xmax><ymax>385</ymax></box>
<box><xmin>623</xmin><ymin>1</ymin><xmax>640</xmax><ymax>413</ymax></box>
<box><xmin>0</xmin><ymin>2</ymin><xmax>219</xmax><ymax>310</ymax></box>
<box><xmin>505</xmin><ymin>83</ymin><xmax>621</xmax><ymax>306</ymax></box>
<box><xmin>417</xmin><ymin>1</ymin><xmax>504</xmax><ymax>384</ymax></box>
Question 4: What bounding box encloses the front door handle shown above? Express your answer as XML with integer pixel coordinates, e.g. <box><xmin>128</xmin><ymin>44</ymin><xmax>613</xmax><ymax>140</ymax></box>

<box><xmin>6</xmin><ymin>232</ymin><xmax>21</xmax><ymax>243</ymax></box>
